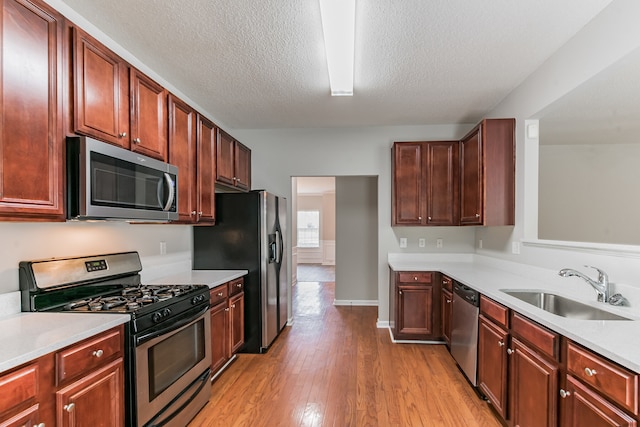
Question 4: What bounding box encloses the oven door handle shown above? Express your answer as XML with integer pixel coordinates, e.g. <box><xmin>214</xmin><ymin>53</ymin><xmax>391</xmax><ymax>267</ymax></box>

<box><xmin>136</xmin><ymin>304</ymin><xmax>209</xmax><ymax>345</ymax></box>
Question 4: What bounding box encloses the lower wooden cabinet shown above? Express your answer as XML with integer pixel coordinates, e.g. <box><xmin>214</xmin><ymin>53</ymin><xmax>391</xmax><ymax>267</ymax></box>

<box><xmin>56</xmin><ymin>358</ymin><xmax>124</xmax><ymax>427</ymax></box>
<box><xmin>0</xmin><ymin>325</ymin><xmax>125</xmax><ymax>427</ymax></box>
<box><xmin>478</xmin><ymin>314</ymin><xmax>509</xmax><ymax>419</ymax></box>
<box><xmin>390</xmin><ymin>271</ymin><xmax>441</xmax><ymax>341</ymax></box>
<box><xmin>210</xmin><ymin>277</ymin><xmax>246</xmax><ymax>377</ymax></box>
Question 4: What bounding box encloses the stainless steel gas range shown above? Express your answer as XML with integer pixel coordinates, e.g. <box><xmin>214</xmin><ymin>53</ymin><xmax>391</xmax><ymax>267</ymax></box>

<box><xmin>19</xmin><ymin>251</ymin><xmax>211</xmax><ymax>427</ymax></box>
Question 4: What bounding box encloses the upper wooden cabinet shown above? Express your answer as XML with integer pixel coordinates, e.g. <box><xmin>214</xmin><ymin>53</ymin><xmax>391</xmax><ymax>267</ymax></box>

<box><xmin>72</xmin><ymin>26</ymin><xmax>130</xmax><ymax>148</ymax></box>
<box><xmin>460</xmin><ymin>118</ymin><xmax>515</xmax><ymax>226</ymax></box>
<box><xmin>72</xmin><ymin>28</ymin><xmax>168</xmax><ymax>161</ymax></box>
<box><xmin>0</xmin><ymin>0</ymin><xmax>65</xmax><ymax>221</ymax></box>
<box><xmin>129</xmin><ymin>68</ymin><xmax>168</xmax><ymax>161</ymax></box>
<box><xmin>392</xmin><ymin>141</ymin><xmax>459</xmax><ymax>226</ymax></box>
<box><xmin>217</xmin><ymin>129</ymin><xmax>251</xmax><ymax>191</ymax></box>
<box><xmin>196</xmin><ymin>115</ymin><xmax>217</xmax><ymax>223</ymax></box>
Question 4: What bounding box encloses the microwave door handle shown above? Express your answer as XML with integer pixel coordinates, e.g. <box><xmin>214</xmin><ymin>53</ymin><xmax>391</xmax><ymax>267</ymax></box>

<box><xmin>161</xmin><ymin>173</ymin><xmax>175</xmax><ymax>211</ymax></box>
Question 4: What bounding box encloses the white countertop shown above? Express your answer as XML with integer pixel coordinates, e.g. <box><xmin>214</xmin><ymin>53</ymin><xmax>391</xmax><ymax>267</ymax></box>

<box><xmin>388</xmin><ymin>254</ymin><xmax>640</xmax><ymax>373</ymax></box>
<box><xmin>148</xmin><ymin>270</ymin><xmax>248</xmax><ymax>288</ymax></box>
<box><xmin>0</xmin><ymin>312</ymin><xmax>129</xmax><ymax>373</ymax></box>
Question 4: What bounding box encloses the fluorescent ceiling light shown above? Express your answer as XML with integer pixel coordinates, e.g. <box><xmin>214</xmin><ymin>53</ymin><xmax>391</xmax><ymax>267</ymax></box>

<box><xmin>319</xmin><ymin>0</ymin><xmax>355</xmax><ymax>96</ymax></box>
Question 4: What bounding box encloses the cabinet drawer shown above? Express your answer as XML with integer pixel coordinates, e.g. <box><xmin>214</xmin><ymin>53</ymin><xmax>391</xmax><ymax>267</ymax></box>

<box><xmin>398</xmin><ymin>272</ymin><xmax>433</xmax><ymax>284</ymax></box>
<box><xmin>228</xmin><ymin>278</ymin><xmax>244</xmax><ymax>296</ymax></box>
<box><xmin>0</xmin><ymin>363</ymin><xmax>38</xmax><ymax>416</ymax></box>
<box><xmin>567</xmin><ymin>341</ymin><xmax>638</xmax><ymax>415</ymax></box>
<box><xmin>480</xmin><ymin>295</ymin><xmax>509</xmax><ymax>329</ymax></box>
<box><xmin>441</xmin><ymin>275</ymin><xmax>453</xmax><ymax>292</ymax></box>
<box><xmin>56</xmin><ymin>327</ymin><xmax>123</xmax><ymax>384</ymax></box>
<box><xmin>510</xmin><ymin>312</ymin><xmax>558</xmax><ymax>360</ymax></box>
<box><xmin>210</xmin><ymin>285</ymin><xmax>228</xmax><ymax>306</ymax></box>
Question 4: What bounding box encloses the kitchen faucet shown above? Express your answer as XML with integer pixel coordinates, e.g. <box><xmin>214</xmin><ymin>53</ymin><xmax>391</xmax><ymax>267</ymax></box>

<box><xmin>558</xmin><ymin>266</ymin><xmax>610</xmax><ymax>303</ymax></box>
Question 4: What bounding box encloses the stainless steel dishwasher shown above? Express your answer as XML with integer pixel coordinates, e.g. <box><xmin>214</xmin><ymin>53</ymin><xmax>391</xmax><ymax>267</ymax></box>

<box><xmin>450</xmin><ymin>281</ymin><xmax>480</xmax><ymax>386</ymax></box>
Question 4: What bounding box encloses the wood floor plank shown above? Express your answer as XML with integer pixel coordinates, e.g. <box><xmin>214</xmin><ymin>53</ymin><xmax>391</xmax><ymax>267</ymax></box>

<box><xmin>189</xmin><ymin>279</ymin><xmax>503</xmax><ymax>427</ymax></box>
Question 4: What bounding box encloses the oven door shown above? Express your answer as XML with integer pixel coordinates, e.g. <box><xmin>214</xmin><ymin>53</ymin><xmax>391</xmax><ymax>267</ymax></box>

<box><xmin>135</xmin><ymin>306</ymin><xmax>211</xmax><ymax>427</ymax></box>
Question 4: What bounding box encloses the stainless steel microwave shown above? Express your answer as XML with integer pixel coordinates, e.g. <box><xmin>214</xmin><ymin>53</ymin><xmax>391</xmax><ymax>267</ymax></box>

<box><xmin>66</xmin><ymin>136</ymin><xmax>178</xmax><ymax>221</ymax></box>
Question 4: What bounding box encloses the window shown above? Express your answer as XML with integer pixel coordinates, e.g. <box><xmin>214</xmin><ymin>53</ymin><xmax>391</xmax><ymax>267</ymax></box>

<box><xmin>297</xmin><ymin>210</ymin><xmax>320</xmax><ymax>248</ymax></box>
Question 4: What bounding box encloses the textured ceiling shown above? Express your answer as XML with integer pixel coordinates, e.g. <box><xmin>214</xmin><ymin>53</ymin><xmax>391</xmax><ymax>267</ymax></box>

<box><xmin>59</xmin><ymin>0</ymin><xmax>613</xmax><ymax>130</ymax></box>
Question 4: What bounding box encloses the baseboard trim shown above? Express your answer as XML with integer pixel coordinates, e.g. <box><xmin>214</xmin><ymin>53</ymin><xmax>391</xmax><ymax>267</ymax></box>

<box><xmin>333</xmin><ymin>299</ymin><xmax>378</xmax><ymax>306</ymax></box>
<box><xmin>386</xmin><ymin>327</ymin><xmax>446</xmax><ymax>345</ymax></box>
<box><xmin>376</xmin><ymin>320</ymin><xmax>390</xmax><ymax>328</ymax></box>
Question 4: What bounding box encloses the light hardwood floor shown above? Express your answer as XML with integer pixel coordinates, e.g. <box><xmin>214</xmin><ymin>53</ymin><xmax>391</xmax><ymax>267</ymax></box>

<box><xmin>189</xmin><ymin>280</ymin><xmax>502</xmax><ymax>426</ymax></box>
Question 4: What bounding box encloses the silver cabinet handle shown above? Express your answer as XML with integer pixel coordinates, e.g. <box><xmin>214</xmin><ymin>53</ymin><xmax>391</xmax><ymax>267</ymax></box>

<box><xmin>191</xmin><ymin>211</ymin><xmax>196</xmax><ymax>216</ymax></box>
<box><xmin>585</xmin><ymin>367</ymin><xmax>597</xmax><ymax>377</ymax></box>
<box><xmin>198</xmin><ymin>211</ymin><xmax>203</xmax><ymax>216</ymax></box>
<box><xmin>133</xmin><ymin>137</ymin><xmax>141</xmax><ymax>144</ymax></box>
<box><xmin>418</xmin><ymin>216</ymin><xmax>422</xmax><ymax>220</ymax></box>
<box><xmin>119</xmin><ymin>132</ymin><xmax>127</xmax><ymax>138</ymax></box>
<box><xmin>446</xmin><ymin>299</ymin><xmax>451</xmax><ymax>303</ymax></box>
<box><xmin>428</xmin><ymin>216</ymin><xmax>432</xmax><ymax>221</ymax></box>
<box><xmin>236</xmin><ymin>283</ymin><xmax>242</xmax><ymax>288</ymax></box>
<box><xmin>231</xmin><ymin>304</ymin><xmax>236</xmax><ymax>308</ymax></box>
<box><xmin>498</xmin><ymin>341</ymin><xmax>505</xmax><ymax>347</ymax></box>
<box><xmin>414</xmin><ymin>276</ymin><xmax>418</xmax><ymax>281</ymax></box>
<box><xmin>559</xmin><ymin>389</ymin><xmax>571</xmax><ymax>398</ymax></box>
<box><xmin>92</xmin><ymin>349</ymin><xmax>103</xmax><ymax>358</ymax></box>
<box><xmin>225</xmin><ymin>307</ymin><xmax>230</xmax><ymax>312</ymax></box>
<box><xmin>63</xmin><ymin>403</ymin><xmax>75</xmax><ymax>412</ymax></box>
<box><xmin>217</xmin><ymin>292</ymin><xmax>224</xmax><ymax>297</ymax></box>
<box><xmin>507</xmin><ymin>348</ymin><xmax>514</xmax><ymax>355</ymax></box>
<box><xmin>475</xmin><ymin>213</ymin><xmax>480</xmax><ymax>218</ymax></box>
<box><xmin>399</xmin><ymin>290</ymin><xmax>403</xmax><ymax>295</ymax></box>
<box><xmin>35</xmin><ymin>423</ymin><xmax>45</xmax><ymax>427</ymax></box>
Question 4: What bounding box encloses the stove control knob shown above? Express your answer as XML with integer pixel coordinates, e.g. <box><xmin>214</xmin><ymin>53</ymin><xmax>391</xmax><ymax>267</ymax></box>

<box><xmin>152</xmin><ymin>312</ymin><xmax>163</xmax><ymax>323</ymax></box>
<box><xmin>192</xmin><ymin>295</ymin><xmax>205</xmax><ymax>305</ymax></box>
<box><xmin>163</xmin><ymin>308</ymin><xmax>172</xmax><ymax>317</ymax></box>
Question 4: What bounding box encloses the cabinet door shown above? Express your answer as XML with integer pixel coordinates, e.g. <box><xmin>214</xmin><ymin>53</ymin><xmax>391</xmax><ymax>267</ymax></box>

<box><xmin>72</xmin><ymin>27</ymin><xmax>129</xmax><ymax>148</ymax></box>
<box><xmin>210</xmin><ymin>301</ymin><xmax>230</xmax><ymax>374</ymax></box>
<box><xmin>216</xmin><ymin>129</ymin><xmax>235</xmax><ymax>186</ymax></box>
<box><xmin>561</xmin><ymin>375</ymin><xmax>636</xmax><ymax>427</ymax></box>
<box><xmin>130</xmin><ymin>69</ymin><xmax>167</xmax><ymax>161</ymax></box>
<box><xmin>460</xmin><ymin>126</ymin><xmax>483</xmax><ymax>225</ymax></box>
<box><xmin>426</xmin><ymin>141</ymin><xmax>459</xmax><ymax>225</ymax></box>
<box><xmin>168</xmin><ymin>95</ymin><xmax>197</xmax><ymax>222</ymax></box>
<box><xmin>510</xmin><ymin>337</ymin><xmax>559</xmax><ymax>427</ymax></box>
<box><xmin>196</xmin><ymin>115</ymin><xmax>216</xmax><ymax>223</ymax></box>
<box><xmin>478</xmin><ymin>315</ymin><xmax>509</xmax><ymax>419</ymax></box>
<box><xmin>392</xmin><ymin>143</ymin><xmax>424</xmax><ymax>225</ymax></box>
<box><xmin>56</xmin><ymin>358</ymin><xmax>124</xmax><ymax>427</ymax></box>
<box><xmin>441</xmin><ymin>289</ymin><xmax>452</xmax><ymax>346</ymax></box>
<box><xmin>234</xmin><ymin>141</ymin><xmax>251</xmax><ymax>191</ymax></box>
<box><xmin>0</xmin><ymin>0</ymin><xmax>64</xmax><ymax>220</ymax></box>
<box><xmin>397</xmin><ymin>285</ymin><xmax>433</xmax><ymax>337</ymax></box>
<box><xmin>229</xmin><ymin>292</ymin><xmax>245</xmax><ymax>355</ymax></box>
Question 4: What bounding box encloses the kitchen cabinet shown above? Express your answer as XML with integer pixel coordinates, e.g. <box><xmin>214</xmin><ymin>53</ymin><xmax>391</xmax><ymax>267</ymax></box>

<box><xmin>440</xmin><ymin>275</ymin><xmax>453</xmax><ymax>347</ymax></box>
<box><xmin>0</xmin><ymin>325</ymin><xmax>125</xmax><ymax>427</ymax></box>
<box><xmin>129</xmin><ymin>68</ymin><xmax>168</xmax><ymax>161</ymax></box>
<box><xmin>209</xmin><ymin>277</ymin><xmax>246</xmax><ymax>378</ymax></box>
<box><xmin>54</xmin><ymin>326</ymin><xmax>124</xmax><ymax>427</ymax></box>
<box><xmin>460</xmin><ymin>118</ymin><xmax>515</xmax><ymax>226</ymax></box>
<box><xmin>72</xmin><ymin>26</ymin><xmax>130</xmax><ymax>148</ymax></box>
<box><xmin>72</xmin><ymin>27</ymin><xmax>168</xmax><ymax>161</ymax></box>
<box><xmin>0</xmin><ymin>362</ymin><xmax>42</xmax><ymax>426</ymax></box>
<box><xmin>392</xmin><ymin>141</ymin><xmax>459</xmax><ymax>226</ymax></box>
<box><xmin>196</xmin><ymin>115</ymin><xmax>217</xmax><ymax>223</ymax></box>
<box><xmin>478</xmin><ymin>296</ymin><xmax>510</xmax><ymax>419</ymax></box>
<box><xmin>390</xmin><ymin>271</ymin><xmax>440</xmax><ymax>341</ymax></box>
<box><xmin>216</xmin><ymin>129</ymin><xmax>251</xmax><ymax>191</ymax></box>
<box><xmin>560</xmin><ymin>340</ymin><xmax>638</xmax><ymax>426</ymax></box>
<box><xmin>0</xmin><ymin>0</ymin><xmax>65</xmax><ymax>221</ymax></box>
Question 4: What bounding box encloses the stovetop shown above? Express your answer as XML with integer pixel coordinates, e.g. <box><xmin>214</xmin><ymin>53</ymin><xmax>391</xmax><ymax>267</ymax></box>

<box><xmin>63</xmin><ymin>284</ymin><xmax>207</xmax><ymax>313</ymax></box>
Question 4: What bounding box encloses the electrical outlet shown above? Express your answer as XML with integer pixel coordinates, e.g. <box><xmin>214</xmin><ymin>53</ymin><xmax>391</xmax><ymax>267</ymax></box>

<box><xmin>399</xmin><ymin>238</ymin><xmax>407</xmax><ymax>248</ymax></box>
<box><xmin>436</xmin><ymin>238</ymin><xmax>443</xmax><ymax>248</ymax></box>
<box><xmin>418</xmin><ymin>238</ymin><xmax>426</xmax><ymax>248</ymax></box>
<box><xmin>479</xmin><ymin>239</ymin><xmax>483</xmax><ymax>249</ymax></box>
<box><xmin>512</xmin><ymin>241</ymin><xmax>520</xmax><ymax>254</ymax></box>
<box><xmin>160</xmin><ymin>241</ymin><xmax>167</xmax><ymax>255</ymax></box>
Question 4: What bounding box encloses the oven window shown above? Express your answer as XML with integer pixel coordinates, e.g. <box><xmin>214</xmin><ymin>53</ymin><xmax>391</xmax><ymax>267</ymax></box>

<box><xmin>148</xmin><ymin>318</ymin><xmax>206</xmax><ymax>400</ymax></box>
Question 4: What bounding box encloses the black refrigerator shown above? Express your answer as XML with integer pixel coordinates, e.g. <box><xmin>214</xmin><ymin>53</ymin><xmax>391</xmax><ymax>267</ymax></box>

<box><xmin>193</xmin><ymin>190</ymin><xmax>288</xmax><ymax>353</ymax></box>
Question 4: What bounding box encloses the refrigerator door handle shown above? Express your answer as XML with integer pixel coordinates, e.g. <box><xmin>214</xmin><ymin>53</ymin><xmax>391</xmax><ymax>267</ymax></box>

<box><xmin>274</xmin><ymin>230</ymin><xmax>282</xmax><ymax>264</ymax></box>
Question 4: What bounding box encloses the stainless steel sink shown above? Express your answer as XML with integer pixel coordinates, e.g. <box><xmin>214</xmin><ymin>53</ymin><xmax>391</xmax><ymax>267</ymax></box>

<box><xmin>501</xmin><ymin>290</ymin><xmax>632</xmax><ymax>321</ymax></box>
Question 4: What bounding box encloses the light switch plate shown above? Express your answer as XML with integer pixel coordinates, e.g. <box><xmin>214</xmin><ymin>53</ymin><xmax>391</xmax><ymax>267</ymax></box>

<box><xmin>512</xmin><ymin>241</ymin><xmax>520</xmax><ymax>254</ymax></box>
<box><xmin>418</xmin><ymin>238</ymin><xmax>425</xmax><ymax>248</ymax></box>
<box><xmin>399</xmin><ymin>238</ymin><xmax>407</xmax><ymax>248</ymax></box>
<box><xmin>436</xmin><ymin>238</ymin><xmax>443</xmax><ymax>248</ymax></box>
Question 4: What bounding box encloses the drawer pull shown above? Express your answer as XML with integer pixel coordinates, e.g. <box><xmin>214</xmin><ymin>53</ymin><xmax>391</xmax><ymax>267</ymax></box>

<box><xmin>36</xmin><ymin>423</ymin><xmax>45</xmax><ymax>427</ymax></box>
<box><xmin>584</xmin><ymin>367</ymin><xmax>597</xmax><ymax>377</ymax></box>
<box><xmin>236</xmin><ymin>283</ymin><xmax>242</xmax><ymax>288</ymax></box>
<box><xmin>498</xmin><ymin>340</ymin><xmax>505</xmax><ymax>347</ymax></box>
<box><xmin>507</xmin><ymin>348</ymin><xmax>514</xmax><ymax>355</ymax></box>
<box><xmin>446</xmin><ymin>299</ymin><xmax>451</xmax><ymax>304</ymax></box>
<box><xmin>217</xmin><ymin>292</ymin><xmax>224</xmax><ymax>297</ymax></box>
<box><xmin>63</xmin><ymin>403</ymin><xmax>75</xmax><ymax>412</ymax></box>
<box><xmin>559</xmin><ymin>389</ymin><xmax>571</xmax><ymax>398</ymax></box>
<box><xmin>414</xmin><ymin>276</ymin><xmax>418</xmax><ymax>281</ymax></box>
<box><xmin>92</xmin><ymin>349</ymin><xmax>104</xmax><ymax>358</ymax></box>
